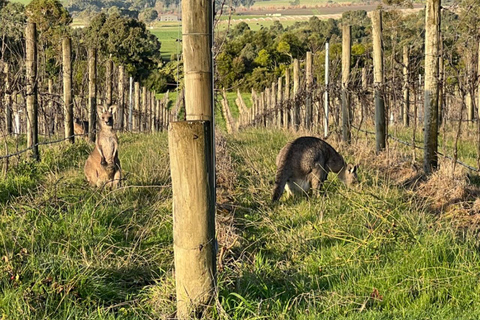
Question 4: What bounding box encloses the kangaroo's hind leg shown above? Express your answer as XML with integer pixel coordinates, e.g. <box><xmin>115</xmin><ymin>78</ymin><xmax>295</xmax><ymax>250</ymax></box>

<box><xmin>310</xmin><ymin>164</ymin><xmax>328</xmax><ymax>196</ymax></box>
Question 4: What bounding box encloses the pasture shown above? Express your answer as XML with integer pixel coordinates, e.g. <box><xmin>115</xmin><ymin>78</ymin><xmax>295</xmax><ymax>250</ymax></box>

<box><xmin>2</xmin><ymin>125</ymin><xmax>480</xmax><ymax>318</ymax></box>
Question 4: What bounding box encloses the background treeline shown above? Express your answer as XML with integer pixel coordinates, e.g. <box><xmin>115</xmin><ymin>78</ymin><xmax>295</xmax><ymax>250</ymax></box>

<box><xmin>215</xmin><ymin>4</ymin><xmax>479</xmax><ymax>100</ymax></box>
<box><xmin>0</xmin><ymin>0</ymin><xmax>182</xmax><ymax>103</ymax></box>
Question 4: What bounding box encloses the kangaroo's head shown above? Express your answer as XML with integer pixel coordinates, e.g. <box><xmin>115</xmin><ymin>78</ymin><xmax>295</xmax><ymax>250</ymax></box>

<box><xmin>97</xmin><ymin>105</ymin><xmax>117</xmax><ymax>130</ymax></box>
<box><xmin>338</xmin><ymin>164</ymin><xmax>358</xmax><ymax>187</ymax></box>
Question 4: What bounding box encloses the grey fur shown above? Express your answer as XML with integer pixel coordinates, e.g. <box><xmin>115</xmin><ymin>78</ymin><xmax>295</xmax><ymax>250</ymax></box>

<box><xmin>272</xmin><ymin>136</ymin><xmax>357</xmax><ymax>202</ymax></box>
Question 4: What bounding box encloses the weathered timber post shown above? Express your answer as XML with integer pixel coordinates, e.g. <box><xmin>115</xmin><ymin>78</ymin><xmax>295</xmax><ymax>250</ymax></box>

<box><xmin>477</xmin><ymin>42</ymin><xmax>480</xmax><ymax>170</ymax></box>
<box><xmin>134</xmin><ymin>82</ymin><xmax>140</xmax><ymax>131</ymax></box>
<box><xmin>277</xmin><ymin>77</ymin><xmax>283</xmax><ymax>128</ymax></box>
<box><xmin>284</xmin><ymin>69</ymin><xmax>290</xmax><ymax>128</ymax></box>
<box><xmin>63</xmin><ymin>36</ymin><xmax>74</xmax><ymax>143</ymax></box>
<box><xmin>341</xmin><ymin>25</ymin><xmax>351</xmax><ymax>143</ymax></box>
<box><xmin>293</xmin><ymin>59</ymin><xmax>300</xmax><ymax>131</ymax></box>
<box><xmin>4</xmin><ymin>63</ymin><xmax>12</xmax><ymax>135</ymax></box>
<box><xmin>403</xmin><ymin>46</ymin><xmax>410</xmax><ymax>127</ymax></box>
<box><xmin>151</xmin><ymin>91</ymin><xmax>156</xmax><ymax>132</ymax></box>
<box><xmin>271</xmin><ymin>82</ymin><xmax>277</xmax><ymax>128</ymax></box>
<box><xmin>128</xmin><ymin>76</ymin><xmax>133</xmax><ymax>131</ymax></box>
<box><xmin>105</xmin><ymin>57</ymin><xmax>113</xmax><ymax>107</ymax></box>
<box><xmin>324</xmin><ymin>42</ymin><xmax>329</xmax><ymax>138</ymax></box>
<box><xmin>26</xmin><ymin>22</ymin><xmax>39</xmax><ymax>161</ymax></box>
<box><xmin>372</xmin><ymin>10</ymin><xmax>386</xmax><ymax>152</ymax></box>
<box><xmin>47</xmin><ymin>78</ymin><xmax>54</xmax><ymax>136</ymax></box>
<box><xmin>423</xmin><ymin>0</ymin><xmax>441</xmax><ymax>174</ymax></box>
<box><xmin>305</xmin><ymin>52</ymin><xmax>313</xmax><ymax>131</ymax></box>
<box><xmin>142</xmin><ymin>86</ymin><xmax>147</xmax><ymax>131</ymax></box>
<box><xmin>156</xmin><ymin>98</ymin><xmax>161</xmax><ymax>131</ymax></box>
<box><xmin>118</xmin><ymin>65</ymin><xmax>125</xmax><ymax>130</ymax></box>
<box><xmin>169</xmin><ymin>0</ymin><xmax>216</xmax><ymax>317</ymax></box>
<box><xmin>88</xmin><ymin>47</ymin><xmax>97</xmax><ymax>143</ymax></box>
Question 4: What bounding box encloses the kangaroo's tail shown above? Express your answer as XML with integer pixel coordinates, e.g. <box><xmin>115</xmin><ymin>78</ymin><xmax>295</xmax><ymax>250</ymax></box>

<box><xmin>272</xmin><ymin>166</ymin><xmax>290</xmax><ymax>202</ymax></box>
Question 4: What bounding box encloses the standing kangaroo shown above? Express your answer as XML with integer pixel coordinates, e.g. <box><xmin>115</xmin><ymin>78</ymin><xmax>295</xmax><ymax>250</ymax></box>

<box><xmin>84</xmin><ymin>105</ymin><xmax>121</xmax><ymax>189</ymax></box>
<box><xmin>272</xmin><ymin>136</ymin><xmax>357</xmax><ymax>202</ymax></box>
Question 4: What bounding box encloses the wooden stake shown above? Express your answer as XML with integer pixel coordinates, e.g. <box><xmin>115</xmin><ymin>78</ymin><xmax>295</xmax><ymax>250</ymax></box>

<box><xmin>63</xmin><ymin>36</ymin><xmax>74</xmax><ymax>143</ymax></box>
<box><xmin>341</xmin><ymin>25</ymin><xmax>351</xmax><ymax>143</ymax></box>
<box><xmin>88</xmin><ymin>47</ymin><xmax>97</xmax><ymax>143</ymax></box>
<box><xmin>26</xmin><ymin>22</ymin><xmax>39</xmax><ymax>161</ymax></box>
<box><xmin>372</xmin><ymin>10</ymin><xmax>386</xmax><ymax>152</ymax></box>
<box><xmin>423</xmin><ymin>0</ymin><xmax>440</xmax><ymax>174</ymax></box>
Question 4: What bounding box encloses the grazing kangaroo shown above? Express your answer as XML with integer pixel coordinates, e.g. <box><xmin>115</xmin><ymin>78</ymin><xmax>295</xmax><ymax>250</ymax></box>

<box><xmin>272</xmin><ymin>136</ymin><xmax>357</xmax><ymax>202</ymax></box>
<box><xmin>84</xmin><ymin>105</ymin><xmax>121</xmax><ymax>189</ymax></box>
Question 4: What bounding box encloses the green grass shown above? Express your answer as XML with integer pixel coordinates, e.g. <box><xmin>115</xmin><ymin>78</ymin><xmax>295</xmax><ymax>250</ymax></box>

<box><xmin>149</xmin><ymin>23</ymin><xmax>182</xmax><ymax>62</ymax></box>
<box><xmin>2</xmin><ymin>127</ymin><xmax>480</xmax><ymax>318</ymax></box>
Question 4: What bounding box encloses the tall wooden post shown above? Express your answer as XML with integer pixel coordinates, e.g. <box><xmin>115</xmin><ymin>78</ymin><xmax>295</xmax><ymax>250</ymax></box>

<box><xmin>47</xmin><ymin>78</ymin><xmax>54</xmax><ymax>136</ymax></box>
<box><xmin>277</xmin><ymin>77</ymin><xmax>283</xmax><ymax>128</ymax></box>
<box><xmin>118</xmin><ymin>65</ymin><xmax>125</xmax><ymax>130</ymax></box>
<box><xmin>4</xmin><ymin>63</ymin><xmax>12</xmax><ymax>135</ymax></box>
<box><xmin>284</xmin><ymin>69</ymin><xmax>290</xmax><ymax>128</ymax></box>
<box><xmin>151</xmin><ymin>91</ymin><xmax>156</xmax><ymax>132</ymax></box>
<box><xmin>134</xmin><ymin>82</ymin><xmax>140</xmax><ymax>131</ymax></box>
<box><xmin>105</xmin><ymin>58</ymin><xmax>113</xmax><ymax>107</ymax></box>
<box><xmin>403</xmin><ymin>46</ymin><xmax>410</xmax><ymax>127</ymax></box>
<box><xmin>63</xmin><ymin>36</ymin><xmax>74</xmax><ymax>143</ymax></box>
<box><xmin>324</xmin><ymin>42</ymin><xmax>329</xmax><ymax>138</ymax></box>
<box><xmin>141</xmin><ymin>86</ymin><xmax>147</xmax><ymax>131</ymax></box>
<box><xmin>372</xmin><ymin>10</ymin><xmax>386</xmax><ymax>152</ymax></box>
<box><xmin>88</xmin><ymin>47</ymin><xmax>97</xmax><ymax>143</ymax></box>
<box><xmin>423</xmin><ymin>0</ymin><xmax>440</xmax><ymax>174</ymax></box>
<box><xmin>128</xmin><ymin>76</ymin><xmax>133</xmax><ymax>131</ymax></box>
<box><xmin>26</xmin><ymin>22</ymin><xmax>39</xmax><ymax>161</ymax></box>
<box><xmin>305</xmin><ymin>52</ymin><xmax>313</xmax><ymax>130</ymax></box>
<box><xmin>169</xmin><ymin>0</ymin><xmax>216</xmax><ymax>317</ymax></box>
<box><xmin>293</xmin><ymin>59</ymin><xmax>300</xmax><ymax>131</ymax></box>
<box><xmin>341</xmin><ymin>25</ymin><xmax>351</xmax><ymax>143</ymax></box>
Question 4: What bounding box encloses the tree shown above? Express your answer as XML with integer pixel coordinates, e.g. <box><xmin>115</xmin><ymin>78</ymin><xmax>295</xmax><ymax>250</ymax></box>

<box><xmin>140</xmin><ymin>8</ymin><xmax>158</xmax><ymax>23</ymax></box>
<box><xmin>84</xmin><ymin>12</ymin><xmax>162</xmax><ymax>80</ymax></box>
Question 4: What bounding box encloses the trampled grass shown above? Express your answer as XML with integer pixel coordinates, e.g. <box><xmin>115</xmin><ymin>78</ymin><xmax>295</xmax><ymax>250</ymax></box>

<box><xmin>2</xmin><ymin>127</ymin><xmax>480</xmax><ymax>319</ymax></box>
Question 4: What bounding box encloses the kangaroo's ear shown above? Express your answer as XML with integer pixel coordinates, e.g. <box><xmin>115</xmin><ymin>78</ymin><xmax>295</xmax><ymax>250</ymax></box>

<box><xmin>109</xmin><ymin>104</ymin><xmax>118</xmax><ymax>115</ymax></box>
<box><xmin>97</xmin><ymin>104</ymin><xmax>106</xmax><ymax>116</ymax></box>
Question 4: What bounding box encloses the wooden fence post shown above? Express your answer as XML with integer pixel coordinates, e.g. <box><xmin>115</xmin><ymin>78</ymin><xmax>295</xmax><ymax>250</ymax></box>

<box><xmin>47</xmin><ymin>78</ymin><xmax>54</xmax><ymax>136</ymax></box>
<box><xmin>403</xmin><ymin>46</ymin><xmax>410</xmax><ymax>127</ymax></box>
<box><xmin>63</xmin><ymin>36</ymin><xmax>74</xmax><ymax>143</ymax></box>
<box><xmin>305</xmin><ymin>51</ymin><xmax>313</xmax><ymax>131</ymax></box>
<box><xmin>26</xmin><ymin>22</ymin><xmax>39</xmax><ymax>161</ymax></box>
<box><xmin>342</xmin><ymin>25</ymin><xmax>351</xmax><ymax>143</ymax></box>
<box><xmin>423</xmin><ymin>0</ymin><xmax>441</xmax><ymax>174</ymax></box>
<box><xmin>4</xmin><ymin>63</ymin><xmax>12</xmax><ymax>135</ymax></box>
<box><xmin>277</xmin><ymin>77</ymin><xmax>283</xmax><ymax>128</ymax></box>
<box><xmin>171</xmin><ymin>0</ymin><xmax>216</xmax><ymax>316</ymax></box>
<box><xmin>134</xmin><ymin>82</ymin><xmax>140</xmax><ymax>131</ymax></box>
<box><xmin>324</xmin><ymin>42</ymin><xmax>330</xmax><ymax>138</ymax></box>
<box><xmin>372</xmin><ymin>10</ymin><xmax>386</xmax><ymax>152</ymax></box>
<box><xmin>293</xmin><ymin>59</ymin><xmax>300</xmax><ymax>131</ymax></box>
<box><xmin>271</xmin><ymin>81</ymin><xmax>277</xmax><ymax>128</ymax></box>
<box><xmin>142</xmin><ymin>86</ymin><xmax>147</xmax><ymax>131</ymax></box>
<box><xmin>105</xmin><ymin>57</ymin><xmax>113</xmax><ymax>107</ymax></box>
<box><xmin>118</xmin><ymin>65</ymin><xmax>125</xmax><ymax>130</ymax></box>
<box><xmin>284</xmin><ymin>68</ymin><xmax>290</xmax><ymax>129</ymax></box>
<box><xmin>88</xmin><ymin>47</ymin><xmax>97</xmax><ymax>143</ymax></box>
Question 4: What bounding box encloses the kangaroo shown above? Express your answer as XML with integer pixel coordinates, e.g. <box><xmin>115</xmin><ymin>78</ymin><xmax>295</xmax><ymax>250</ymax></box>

<box><xmin>84</xmin><ymin>105</ymin><xmax>121</xmax><ymax>189</ymax></box>
<box><xmin>74</xmin><ymin>118</ymin><xmax>89</xmax><ymax>137</ymax></box>
<box><xmin>272</xmin><ymin>136</ymin><xmax>357</xmax><ymax>202</ymax></box>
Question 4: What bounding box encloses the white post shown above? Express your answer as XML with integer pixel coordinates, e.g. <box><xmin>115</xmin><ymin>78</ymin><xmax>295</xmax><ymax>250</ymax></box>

<box><xmin>324</xmin><ymin>42</ymin><xmax>329</xmax><ymax>138</ymax></box>
<box><xmin>128</xmin><ymin>76</ymin><xmax>133</xmax><ymax>131</ymax></box>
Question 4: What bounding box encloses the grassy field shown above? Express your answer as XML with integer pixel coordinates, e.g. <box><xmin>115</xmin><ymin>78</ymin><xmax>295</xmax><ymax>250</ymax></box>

<box><xmin>2</xmin><ymin>123</ymin><xmax>480</xmax><ymax>318</ymax></box>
